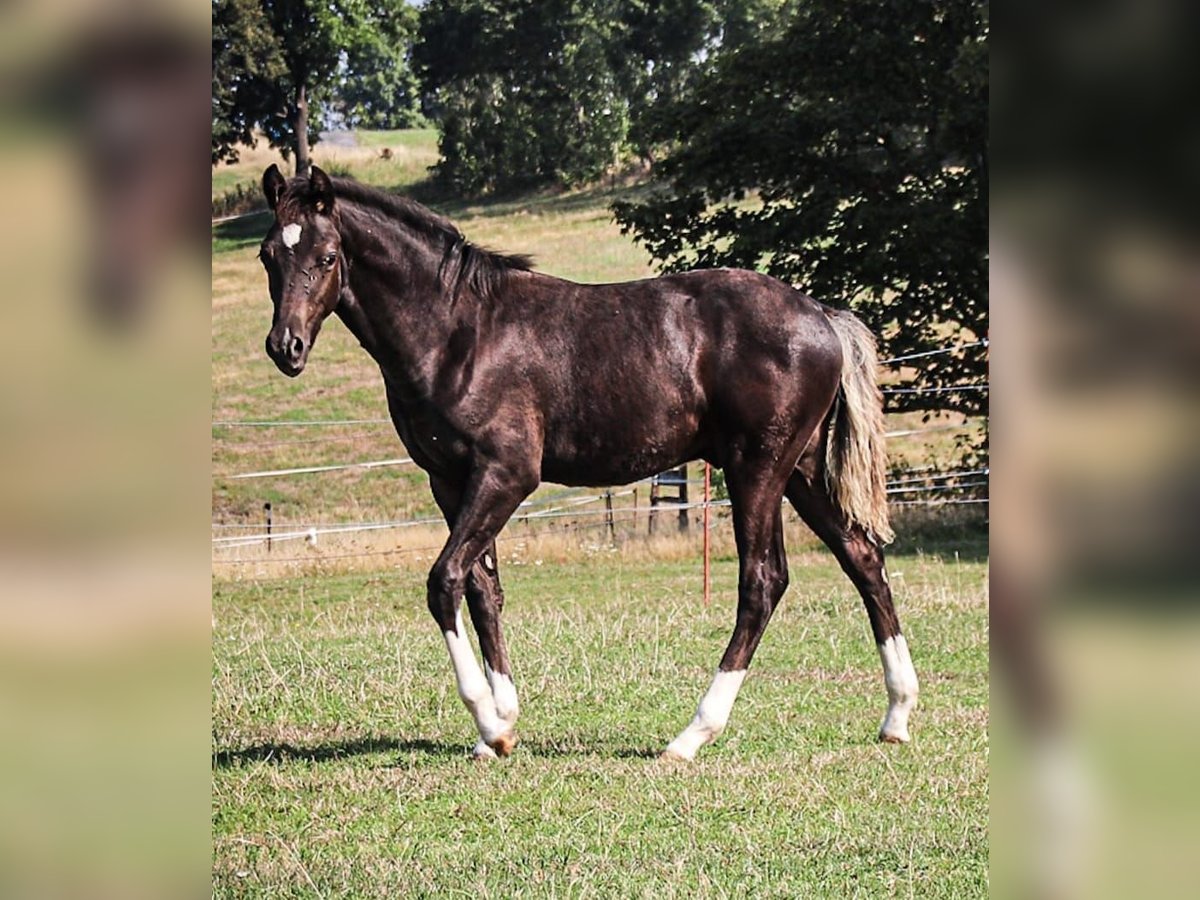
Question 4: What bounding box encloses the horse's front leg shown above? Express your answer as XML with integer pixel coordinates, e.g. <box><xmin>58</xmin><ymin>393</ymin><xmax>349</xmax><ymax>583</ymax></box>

<box><xmin>427</xmin><ymin>465</ymin><xmax>534</xmax><ymax>758</ymax></box>
<box><xmin>430</xmin><ymin>477</ymin><xmax>520</xmax><ymax>757</ymax></box>
<box><xmin>464</xmin><ymin>542</ymin><xmax>519</xmax><ymax>758</ymax></box>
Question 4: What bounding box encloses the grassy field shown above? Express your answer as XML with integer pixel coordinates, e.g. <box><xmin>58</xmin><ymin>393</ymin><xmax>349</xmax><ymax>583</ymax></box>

<box><xmin>212</xmin><ymin>129</ymin><xmax>440</xmax><ymax>200</ymax></box>
<box><xmin>212</xmin><ymin>128</ymin><xmax>988</xmax><ymax>896</ymax></box>
<box><xmin>213</xmin><ymin>547</ymin><xmax>988</xmax><ymax>897</ymax></box>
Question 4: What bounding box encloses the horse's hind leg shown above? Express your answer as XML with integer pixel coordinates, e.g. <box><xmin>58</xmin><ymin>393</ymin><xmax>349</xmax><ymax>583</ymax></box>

<box><xmin>785</xmin><ymin>459</ymin><xmax>919</xmax><ymax>743</ymax></box>
<box><xmin>663</xmin><ymin>460</ymin><xmax>790</xmax><ymax>761</ymax></box>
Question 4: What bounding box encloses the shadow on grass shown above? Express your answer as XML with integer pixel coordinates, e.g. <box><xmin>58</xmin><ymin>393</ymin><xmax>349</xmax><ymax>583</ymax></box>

<box><xmin>435</xmin><ymin>181</ymin><xmax>655</xmax><ymax>221</ymax></box>
<box><xmin>213</xmin><ymin>736</ymin><xmax>459</xmax><ymax>768</ymax></box>
<box><xmin>516</xmin><ymin>738</ymin><xmax>661</xmax><ymax>760</ymax></box>
<box><xmin>212</xmin><ymin>210</ymin><xmax>272</xmax><ymax>253</ymax></box>
<box><xmin>213</xmin><ymin>735</ymin><xmax>665</xmax><ymax>768</ymax></box>
<box><xmin>888</xmin><ymin>524</ymin><xmax>989</xmax><ymax>563</ymax></box>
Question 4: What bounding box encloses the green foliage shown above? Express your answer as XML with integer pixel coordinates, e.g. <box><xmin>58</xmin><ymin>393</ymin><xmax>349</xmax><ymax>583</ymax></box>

<box><xmin>212</xmin><ymin>0</ymin><xmax>425</xmax><ymax>170</ymax></box>
<box><xmin>337</xmin><ymin>1</ymin><xmax>428</xmax><ymax>130</ymax></box>
<box><xmin>710</xmin><ymin>466</ymin><xmax>728</xmax><ymax>501</ymax></box>
<box><xmin>614</xmin><ymin>0</ymin><xmax>989</xmax><ymax>421</ymax></box>
<box><xmin>621</xmin><ymin>0</ymin><xmax>787</xmax><ymax>159</ymax></box>
<box><xmin>416</xmin><ymin>0</ymin><xmax>632</xmax><ymax>193</ymax></box>
<box><xmin>212</xmin><ymin>0</ymin><xmax>288</xmax><ymax>164</ymax></box>
<box><xmin>212</xmin><ymin>0</ymin><xmax>340</xmax><ymax>167</ymax></box>
<box><xmin>414</xmin><ymin>0</ymin><xmax>763</xmax><ymax>193</ymax></box>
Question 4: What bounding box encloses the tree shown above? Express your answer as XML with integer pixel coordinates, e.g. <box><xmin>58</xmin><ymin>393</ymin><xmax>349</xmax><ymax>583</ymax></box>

<box><xmin>212</xmin><ymin>0</ymin><xmax>424</xmax><ymax>174</ymax></box>
<box><xmin>614</xmin><ymin>0</ymin><xmax>989</xmax><ymax>421</ymax></box>
<box><xmin>413</xmin><ymin>1</ymin><xmax>784</xmax><ymax>193</ymax></box>
<box><xmin>336</xmin><ymin>2</ymin><xmax>427</xmax><ymax>130</ymax></box>
<box><xmin>618</xmin><ymin>0</ymin><xmax>786</xmax><ymax>162</ymax></box>
<box><xmin>212</xmin><ymin>0</ymin><xmax>286</xmax><ymax>165</ymax></box>
<box><xmin>612</xmin><ymin>0</ymin><xmax>720</xmax><ymax>164</ymax></box>
<box><xmin>415</xmin><ymin>0</ymin><xmax>633</xmax><ymax>193</ymax></box>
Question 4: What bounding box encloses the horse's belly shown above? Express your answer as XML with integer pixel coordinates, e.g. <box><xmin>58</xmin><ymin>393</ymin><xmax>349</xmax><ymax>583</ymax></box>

<box><xmin>539</xmin><ymin>415</ymin><xmax>702</xmax><ymax>487</ymax></box>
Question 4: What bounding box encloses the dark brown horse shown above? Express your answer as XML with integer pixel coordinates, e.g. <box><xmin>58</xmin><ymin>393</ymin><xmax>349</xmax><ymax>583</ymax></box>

<box><xmin>257</xmin><ymin>165</ymin><xmax>918</xmax><ymax>760</ymax></box>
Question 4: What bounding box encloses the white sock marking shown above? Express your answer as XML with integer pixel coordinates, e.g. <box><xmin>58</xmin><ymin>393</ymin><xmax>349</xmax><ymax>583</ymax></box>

<box><xmin>878</xmin><ymin>634</ymin><xmax>919</xmax><ymax>742</ymax></box>
<box><xmin>281</xmin><ymin>223</ymin><xmax>302</xmax><ymax>248</ymax></box>
<box><xmin>664</xmin><ymin>669</ymin><xmax>748</xmax><ymax>760</ymax></box>
<box><xmin>443</xmin><ymin>611</ymin><xmax>508</xmax><ymax>744</ymax></box>
<box><xmin>484</xmin><ymin>662</ymin><xmax>519</xmax><ymax>726</ymax></box>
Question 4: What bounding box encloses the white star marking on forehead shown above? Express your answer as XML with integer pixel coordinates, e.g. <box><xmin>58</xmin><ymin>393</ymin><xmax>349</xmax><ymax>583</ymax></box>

<box><xmin>281</xmin><ymin>223</ymin><xmax>302</xmax><ymax>248</ymax></box>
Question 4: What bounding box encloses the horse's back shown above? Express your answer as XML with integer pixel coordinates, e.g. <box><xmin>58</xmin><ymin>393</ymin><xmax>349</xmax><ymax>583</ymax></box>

<box><xmin>521</xmin><ymin>267</ymin><xmax>843</xmax><ymax>484</ymax></box>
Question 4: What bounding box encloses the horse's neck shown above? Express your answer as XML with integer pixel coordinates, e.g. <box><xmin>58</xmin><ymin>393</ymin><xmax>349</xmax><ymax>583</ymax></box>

<box><xmin>336</xmin><ymin>206</ymin><xmax>466</xmax><ymax>397</ymax></box>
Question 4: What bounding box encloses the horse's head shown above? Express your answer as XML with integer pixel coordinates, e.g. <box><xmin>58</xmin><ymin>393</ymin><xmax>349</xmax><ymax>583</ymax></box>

<box><xmin>259</xmin><ymin>164</ymin><xmax>342</xmax><ymax>377</ymax></box>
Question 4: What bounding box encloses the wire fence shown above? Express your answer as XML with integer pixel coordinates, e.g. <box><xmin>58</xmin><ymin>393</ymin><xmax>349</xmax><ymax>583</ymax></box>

<box><xmin>879</xmin><ymin>339</ymin><xmax>988</xmax><ymax>365</ymax></box>
<box><xmin>212</xmin><ymin>490</ymin><xmax>987</xmax><ymax>567</ymax></box>
<box><xmin>213</xmin><ymin>469</ymin><xmax>988</xmax><ymax>552</ymax></box>
<box><xmin>223</xmin><ymin>457</ymin><xmax>414</xmax><ymax>480</ymax></box>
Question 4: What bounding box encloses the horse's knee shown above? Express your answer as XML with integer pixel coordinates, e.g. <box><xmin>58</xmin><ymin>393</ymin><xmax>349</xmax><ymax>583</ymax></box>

<box><xmin>757</xmin><ymin>561</ymin><xmax>789</xmax><ymax>607</ymax></box>
<box><xmin>426</xmin><ymin>561</ymin><xmax>467</xmax><ymax>631</ymax></box>
<box><xmin>774</xmin><ymin>565</ymin><xmax>789</xmax><ymax>599</ymax></box>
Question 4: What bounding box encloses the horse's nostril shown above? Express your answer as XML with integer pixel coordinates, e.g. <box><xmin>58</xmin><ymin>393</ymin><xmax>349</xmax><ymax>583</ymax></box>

<box><xmin>290</xmin><ymin>335</ymin><xmax>305</xmax><ymax>359</ymax></box>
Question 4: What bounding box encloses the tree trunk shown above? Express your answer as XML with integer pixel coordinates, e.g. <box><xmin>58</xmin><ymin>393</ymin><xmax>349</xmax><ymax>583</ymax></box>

<box><xmin>294</xmin><ymin>82</ymin><xmax>310</xmax><ymax>176</ymax></box>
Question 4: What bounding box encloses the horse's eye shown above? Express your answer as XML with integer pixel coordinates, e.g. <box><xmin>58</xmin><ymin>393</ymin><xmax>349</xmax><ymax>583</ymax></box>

<box><xmin>319</xmin><ymin>253</ymin><xmax>337</xmax><ymax>268</ymax></box>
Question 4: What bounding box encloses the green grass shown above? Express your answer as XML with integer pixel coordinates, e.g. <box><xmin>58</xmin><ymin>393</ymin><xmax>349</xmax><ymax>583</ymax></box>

<box><xmin>212</xmin><ymin>168</ymin><xmax>257</xmax><ymax>201</ymax></box>
<box><xmin>213</xmin><ymin>550</ymin><xmax>988</xmax><ymax>897</ymax></box>
<box><xmin>212</xmin><ymin>129</ymin><xmax>440</xmax><ymax>204</ymax></box>
<box><xmin>354</xmin><ymin>127</ymin><xmax>439</xmax><ymax>149</ymax></box>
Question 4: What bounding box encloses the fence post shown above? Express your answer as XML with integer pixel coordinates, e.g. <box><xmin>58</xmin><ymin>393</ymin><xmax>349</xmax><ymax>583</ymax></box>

<box><xmin>649</xmin><ymin>476</ymin><xmax>660</xmax><ymax>535</ymax></box>
<box><xmin>604</xmin><ymin>490</ymin><xmax>615</xmax><ymax>543</ymax></box>
<box><xmin>677</xmin><ymin>463</ymin><xmax>689</xmax><ymax>533</ymax></box>
<box><xmin>703</xmin><ymin>464</ymin><xmax>711</xmax><ymax>607</ymax></box>
<box><xmin>264</xmin><ymin>501</ymin><xmax>272</xmax><ymax>553</ymax></box>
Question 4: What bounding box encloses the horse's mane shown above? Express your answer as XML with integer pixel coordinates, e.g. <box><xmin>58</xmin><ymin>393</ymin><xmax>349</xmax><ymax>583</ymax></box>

<box><xmin>329</xmin><ymin>177</ymin><xmax>535</xmax><ymax>302</ymax></box>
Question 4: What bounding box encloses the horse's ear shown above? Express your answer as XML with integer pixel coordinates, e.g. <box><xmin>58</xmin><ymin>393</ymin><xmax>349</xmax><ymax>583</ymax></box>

<box><xmin>263</xmin><ymin>164</ymin><xmax>286</xmax><ymax>211</ymax></box>
<box><xmin>309</xmin><ymin>166</ymin><xmax>334</xmax><ymax>215</ymax></box>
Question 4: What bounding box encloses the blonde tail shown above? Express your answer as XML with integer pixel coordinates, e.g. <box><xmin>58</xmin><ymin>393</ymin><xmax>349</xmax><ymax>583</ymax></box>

<box><xmin>824</xmin><ymin>309</ymin><xmax>894</xmax><ymax>544</ymax></box>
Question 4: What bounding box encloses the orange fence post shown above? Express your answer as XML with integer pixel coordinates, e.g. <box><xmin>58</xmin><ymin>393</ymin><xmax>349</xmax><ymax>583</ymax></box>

<box><xmin>703</xmin><ymin>462</ymin><xmax>711</xmax><ymax>607</ymax></box>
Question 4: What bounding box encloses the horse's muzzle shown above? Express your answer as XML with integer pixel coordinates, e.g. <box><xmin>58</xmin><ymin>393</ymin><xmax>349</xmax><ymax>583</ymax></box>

<box><xmin>265</xmin><ymin>325</ymin><xmax>309</xmax><ymax>377</ymax></box>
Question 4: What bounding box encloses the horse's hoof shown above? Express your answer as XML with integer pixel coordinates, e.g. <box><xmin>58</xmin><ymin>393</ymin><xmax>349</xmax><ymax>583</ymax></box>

<box><xmin>472</xmin><ymin>740</ymin><xmax>498</xmax><ymax>760</ymax></box>
<box><xmin>658</xmin><ymin>748</ymin><xmax>690</xmax><ymax>763</ymax></box>
<box><xmin>878</xmin><ymin>728</ymin><xmax>911</xmax><ymax>744</ymax></box>
<box><xmin>489</xmin><ymin>731</ymin><xmax>518</xmax><ymax>757</ymax></box>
